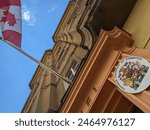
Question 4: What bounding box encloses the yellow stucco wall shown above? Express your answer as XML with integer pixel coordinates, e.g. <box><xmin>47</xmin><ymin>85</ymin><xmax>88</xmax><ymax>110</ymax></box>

<box><xmin>123</xmin><ymin>0</ymin><xmax>150</xmax><ymax>49</ymax></box>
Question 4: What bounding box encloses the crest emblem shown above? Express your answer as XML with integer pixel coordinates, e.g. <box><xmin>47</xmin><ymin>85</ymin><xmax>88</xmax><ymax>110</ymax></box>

<box><xmin>115</xmin><ymin>56</ymin><xmax>150</xmax><ymax>93</ymax></box>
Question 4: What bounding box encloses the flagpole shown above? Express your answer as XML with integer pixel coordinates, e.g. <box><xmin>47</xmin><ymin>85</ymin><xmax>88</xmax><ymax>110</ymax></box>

<box><xmin>0</xmin><ymin>38</ymin><xmax>72</xmax><ymax>85</ymax></box>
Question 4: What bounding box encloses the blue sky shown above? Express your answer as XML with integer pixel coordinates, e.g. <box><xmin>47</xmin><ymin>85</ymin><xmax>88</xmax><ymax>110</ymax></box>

<box><xmin>0</xmin><ymin>0</ymin><xmax>69</xmax><ymax>113</ymax></box>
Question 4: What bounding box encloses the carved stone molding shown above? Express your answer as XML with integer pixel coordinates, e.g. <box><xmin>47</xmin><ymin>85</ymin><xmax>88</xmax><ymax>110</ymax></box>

<box><xmin>60</xmin><ymin>27</ymin><xmax>150</xmax><ymax>113</ymax></box>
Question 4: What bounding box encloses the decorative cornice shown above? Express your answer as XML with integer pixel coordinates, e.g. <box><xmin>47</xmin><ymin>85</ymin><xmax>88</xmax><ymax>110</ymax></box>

<box><xmin>60</xmin><ymin>27</ymin><xmax>136</xmax><ymax>112</ymax></box>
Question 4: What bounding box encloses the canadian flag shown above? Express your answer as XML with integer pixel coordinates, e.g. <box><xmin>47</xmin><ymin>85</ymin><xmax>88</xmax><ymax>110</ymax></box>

<box><xmin>0</xmin><ymin>0</ymin><xmax>22</xmax><ymax>47</ymax></box>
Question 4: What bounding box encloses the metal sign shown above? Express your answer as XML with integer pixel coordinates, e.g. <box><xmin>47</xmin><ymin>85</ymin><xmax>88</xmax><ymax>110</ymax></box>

<box><xmin>115</xmin><ymin>56</ymin><xmax>150</xmax><ymax>93</ymax></box>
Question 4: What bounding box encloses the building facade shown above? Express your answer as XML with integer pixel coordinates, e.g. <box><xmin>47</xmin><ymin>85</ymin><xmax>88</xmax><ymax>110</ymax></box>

<box><xmin>60</xmin><ymin>27</ymin><xmax>150</xmax><ymax>112</ymax></box>
<box><xmin>22</xmin><ymin>0</ymin><xmax>150</xmax><ymax>113</ymax></box>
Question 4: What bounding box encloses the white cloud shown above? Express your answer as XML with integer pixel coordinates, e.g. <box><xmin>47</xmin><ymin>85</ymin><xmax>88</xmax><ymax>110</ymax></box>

<box><xmin>22</xmin><ymin>5</ymin><xmax>36</xmax><ymax>26</ymax></box>
<box><xmin>48</xmin><ymin>5</ymin><xmax>57</xmax><ymax>13</ymax></box>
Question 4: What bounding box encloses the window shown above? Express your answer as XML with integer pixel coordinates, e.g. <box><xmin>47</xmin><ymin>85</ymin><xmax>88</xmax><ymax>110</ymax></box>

<box><xmin>63</xmin><ymin>60</ymin><xmax>79</xmax><ymax>91</ymax></box>
<box><xmin>63</xmin><ymin>60</ymin><xmax>79</xmax><ymax>98</ymax></box>
<box><xmin>67</xmin><ymin>60</ymin><xmax>79</xmax><ymax>81</ymax></box>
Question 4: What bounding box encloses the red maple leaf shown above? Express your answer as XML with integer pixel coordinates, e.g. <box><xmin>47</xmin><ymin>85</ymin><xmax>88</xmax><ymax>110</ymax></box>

<box><xmin>0</xmin><ymin>10</ymin><xmax>16</xmax><ymax>26</ymax></box>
